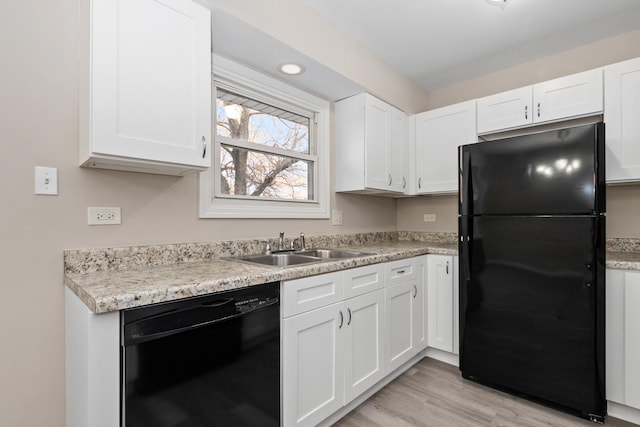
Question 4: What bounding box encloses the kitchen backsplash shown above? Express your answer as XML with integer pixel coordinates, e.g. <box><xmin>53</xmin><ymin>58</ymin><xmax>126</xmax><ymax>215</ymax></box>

<box><xmin>64</xmin><ymin>231</ymin><xmax>636</xmax><ymax>274</ymax></box>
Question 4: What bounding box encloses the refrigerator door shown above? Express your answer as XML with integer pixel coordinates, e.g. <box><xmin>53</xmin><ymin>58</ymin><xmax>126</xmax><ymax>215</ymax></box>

<box><xmin>459</xmin><ymin>215</ymin><xmax>605</xmax><ymax>417</ymax></box>
<box><xmin>459</xmin><ymin>123</ymin><xmax>605</xmax><ymax>216</ymax></box>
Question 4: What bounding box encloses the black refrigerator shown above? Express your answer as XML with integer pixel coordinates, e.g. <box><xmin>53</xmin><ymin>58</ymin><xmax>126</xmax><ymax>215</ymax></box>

<box><xmin>458</xmin><ymin>122</ymin><xmax>606</xmax><ymax>421</ymax></box>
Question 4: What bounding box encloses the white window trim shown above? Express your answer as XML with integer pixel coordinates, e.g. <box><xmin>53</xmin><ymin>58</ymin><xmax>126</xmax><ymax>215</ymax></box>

<box><xmin>199</xmin><ymin>55</ymin><xmax>330</xmax><ymax>219</ymax></box>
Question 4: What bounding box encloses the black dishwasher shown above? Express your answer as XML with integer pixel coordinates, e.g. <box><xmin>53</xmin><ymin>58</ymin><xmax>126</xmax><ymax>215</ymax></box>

<box><xmin>121</xmin><ymin>282</ymin><xmax>280</xmax><ymax>427</ymax></box>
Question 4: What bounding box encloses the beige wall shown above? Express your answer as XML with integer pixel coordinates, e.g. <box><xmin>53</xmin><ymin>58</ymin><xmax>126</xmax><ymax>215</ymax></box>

<box><xmin>0</xmin><ymin>1</ymin><xmax>400</xmax><ymax>426</ymax></box>
<box><xmin>397</xmin><ymin>30</ymin><xmax>640</xmax><ymax>238</ymax></box>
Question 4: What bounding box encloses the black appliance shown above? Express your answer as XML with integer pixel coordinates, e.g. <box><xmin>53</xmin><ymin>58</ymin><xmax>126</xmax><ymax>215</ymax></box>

<box><xmin>458</xmin><ymin>122</ymin><xmax>606</xmax><ymax>421</ymax></box>
<box><xmin>121</xmin><ymin>282</ymin><xmax>280</xmax><ymax>427</ymax></box>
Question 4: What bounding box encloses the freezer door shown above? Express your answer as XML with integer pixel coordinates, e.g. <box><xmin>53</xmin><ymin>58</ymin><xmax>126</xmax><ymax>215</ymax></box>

<box><xmin>458</xmin><ymin>215</ymin><xmax>605</xmax><ymax>417</ymax></box>
<box><xmin>459</xmin><ymin>123</ymin><xmax>605</xmax><ymax>216</ymax></box>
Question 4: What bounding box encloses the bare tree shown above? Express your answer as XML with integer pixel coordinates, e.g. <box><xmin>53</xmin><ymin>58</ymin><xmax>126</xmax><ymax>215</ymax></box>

<box><xmin>218</xmin><ymin>101</ymin><xmax>309</xmax><ymax>199</ymax></box>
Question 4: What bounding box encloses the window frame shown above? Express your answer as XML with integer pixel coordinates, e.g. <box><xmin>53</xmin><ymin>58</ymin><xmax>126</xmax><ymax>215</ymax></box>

<box><xmin>199</xmin><ymin>55</ymin><xmax>330</xmax><ymax>219</ymax></box>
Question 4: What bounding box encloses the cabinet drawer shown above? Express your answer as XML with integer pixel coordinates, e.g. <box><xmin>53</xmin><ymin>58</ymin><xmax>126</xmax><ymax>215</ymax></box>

<box><xmin>282</xmin><ymin>272</ymin><xmax>344</xmax><ymax>318</ymax></box>
<box><xmin>384</xmin><ymin>258</ymin><xmax>419</xmax><ymax>286</ymax></box>
<box><xmin>343</xmin><ymin>264</ymin><xmax>384</xmax><ymax>299</ymax></box>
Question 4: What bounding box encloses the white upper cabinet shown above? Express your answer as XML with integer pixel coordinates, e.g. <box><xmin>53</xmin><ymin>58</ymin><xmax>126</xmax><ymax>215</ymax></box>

<box><xmin>477</xmin><ymin>86</ymin><xmax>533</xmax><ymax>134</ymax></box>
<box><xmin>79</xmin><ymin>0</ymin><xmax>212</xmax><ymax>175</ymax></box>
<box><xmin>604</xmin><ymin>57</ymin><xmax>640</xmax><ymax>183</ymax></box>
<box><xmin>336</xmin><ymin>93</ymin><xmax>408</xmax><ymax>194</ymax></box>
<box><xmin>477</xmin><ymin>68</ymin><xmax>603</xmax><ymax>134</ymax></box>
<box><xmin>413</xmin><ymin>100</ymin><xmax>476</xmax><ymax>194</ymax></box>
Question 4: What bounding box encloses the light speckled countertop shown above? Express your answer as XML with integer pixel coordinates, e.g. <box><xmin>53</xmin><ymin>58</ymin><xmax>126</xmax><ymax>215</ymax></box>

<box><xmin>64</xmin><ymin>232</ymin><xmax>640</xmax><ymax>314</ymax></box>
<box><xmin>64</xmin><ymin>235</ymin><xmax>456</xmax><ymax>313</ymax></box>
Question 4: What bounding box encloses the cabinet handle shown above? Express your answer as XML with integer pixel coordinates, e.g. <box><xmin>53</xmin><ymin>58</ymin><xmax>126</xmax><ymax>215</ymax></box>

<box><xmin>338</xmin><ymin>310</ymin><xmax>344</xmax><ymax>329</ymax></box>
<box><xmin>388</xmin><ymin>174</ymin><xmax>392</xmax><ymax>186</ymax></box>
<box><xmin>418</xmin><ymin>177</ymin><xmax>422</xmax><ymax>189</ymax></box>
<box><xmin>537</xmin><ymin>102</ymin><xmax>541</xmax><ymax>118</ymax></box>
<box><xmin>402</xmin><ymin>177</ymin><xmax>406</xmax><ymax>189</ymax></box>
<box><xmin>202</xmin><ymin>136</ymin><xmax>207</xmax><ymax>159</ymax></box>
<box><xmin>524</xmin><ymin>105</ymin><xmax>528</xmax><ymax>120</ymax></box>
<box><xmin>397</xmin><ymin>269</ymin><xmax>406</xmax><ymax>274</ymax></box>
<box><xmin>347</xmin><ymin>308</ymin><xmax>352</xmax><ymax>325</ymax></box>
<box><xmin>413</xmin><ymin>285</ymin><xmax>417</xmax><ymax>298</ymax></box>
<box><xmin>446</xmin><ymin>261</ymin><xmax>449</xmax><ymax>274</ymax></box>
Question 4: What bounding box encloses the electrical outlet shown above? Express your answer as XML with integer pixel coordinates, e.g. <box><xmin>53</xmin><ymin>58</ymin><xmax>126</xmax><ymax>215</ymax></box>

<box><xmin>423</xmin><ymin>213</ymin><xmax>437</xmax><ymax>222</ymax></box>
<box><xmin>88</xmin><ymin>207</ymin><xmax>121</xmax><ymax>225</ymax></box>
<box><xmin>332</xmin><ymin>210</ymin><xmax>343</xmax><ymax>226</ymax></box>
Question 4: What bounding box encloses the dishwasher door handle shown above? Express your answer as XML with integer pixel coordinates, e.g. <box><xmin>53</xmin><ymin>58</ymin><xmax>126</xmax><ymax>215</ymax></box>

<box><xmin>123</xmin><ymin>296</ymin><xmax>278</xmax><ymax>346</ymax></box>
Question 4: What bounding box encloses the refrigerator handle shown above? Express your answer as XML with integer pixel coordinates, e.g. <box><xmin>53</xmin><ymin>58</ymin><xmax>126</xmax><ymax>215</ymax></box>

<box><xmin>459</xmin><ymin>216</ymin><xmax>472</xmax><ymax>282</ymax></box>
<box><xmin>459</xmin><ymin>148</ymin><xmax>472</xmax><ymax>215</ymax></box>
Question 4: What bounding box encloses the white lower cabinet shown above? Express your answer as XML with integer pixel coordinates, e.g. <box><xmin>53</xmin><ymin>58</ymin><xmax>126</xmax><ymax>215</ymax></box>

<box><xmin>282</xmin><ymin>265</ymin><xmax>385</xmax><ymax>427</ymax></box>
<box><xmin>425</xmin><ymin>255</ymin><xmax>459</xmax><ymax>362</ymax></box>
<box><xmin>343</xmin><ymin>289</ymin><xmax>385</xmax><ymax>404</ymax></box>
<box><xmin>282</xmin><ymin>257</ymin><xmax>429</xmax><ymax>426</ymax></box>
<box><xmin>606</xmin><ymin>268</ymin><xmax>640</xmax><ymax>421</ymax></box>
<box><xmin>383</xmin><ymin>257</ymin><xmax>427</xmax><ymax>373</ymax></box>
<box><xmin>427</xmin><ymin>255</ymin><xmax>454</xmax><ymax>352</ymax></box>
<box><xmin>283</xmin><ymin>301</ymin><xmax>346</xmax><ymax>427</ymax></box>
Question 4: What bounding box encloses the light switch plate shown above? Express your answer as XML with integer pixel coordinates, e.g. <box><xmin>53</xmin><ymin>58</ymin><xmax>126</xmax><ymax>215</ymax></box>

<box><xmin>35</xmin><ymin>166</ymin><xmax>58</xmax><ymax>195</ymax></box>
<box><xmin>332</xmin><ymin>210</ymin><xmax>343</xmax><ymax>226</ymax></box>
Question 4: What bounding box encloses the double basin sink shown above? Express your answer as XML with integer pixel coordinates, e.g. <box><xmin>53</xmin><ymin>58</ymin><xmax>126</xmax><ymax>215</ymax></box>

<box><xmin>228</xmin><ymin>248</ymin><xmax>372</xmax><ymax>268</ymax></box>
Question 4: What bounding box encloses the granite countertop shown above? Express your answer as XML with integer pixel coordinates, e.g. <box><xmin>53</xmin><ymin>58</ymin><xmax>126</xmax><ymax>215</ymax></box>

<box><xmin>65</xmin><ymin>237</ymin><xmax>457</xmax><ymax>314</ymax></box>
<box><xmin>64</xmin><ymin>232</ymin><xmax>640</xmax><ymax>314</ymax></box>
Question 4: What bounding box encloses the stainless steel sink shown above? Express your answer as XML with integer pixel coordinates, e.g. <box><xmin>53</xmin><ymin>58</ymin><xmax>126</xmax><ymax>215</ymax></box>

<box><xmin>296</xmin><ymin>248</ymin><xmax>373</xmax><ymax>259</ymax></box>
<box><xmin>231</xmin><ymin>253</ymin><xmax>323</xmax><ymax>267</ymax></box>
<box><xmin>226</xmin><ymin>248</ymin><xmax>372</xmax><ymax>268</ymax></box>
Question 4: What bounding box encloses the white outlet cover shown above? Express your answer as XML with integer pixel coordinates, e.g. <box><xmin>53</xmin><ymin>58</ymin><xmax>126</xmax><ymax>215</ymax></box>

<box><xmin>88</xmin><ymin>207</ymin><xmax>121</xmax><ymax>225</ymax></box>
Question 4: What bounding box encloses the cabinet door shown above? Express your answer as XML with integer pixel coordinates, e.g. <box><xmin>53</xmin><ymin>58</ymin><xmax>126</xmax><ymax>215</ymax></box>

<box><xmin>390</xmin><ymin>107</ymin><xmax>408</xmax><ymax>193</ymax></box>
<box><xmin>89</xmin><ymin>0</ymin><xmax>211</xmax><ymax>168</ymax></box>
<box><xmin>477</xmin><ymin>86</ymin><xmax>532</xmax><ymax>134</ymax></box>
<box><xmin>452</xmin><ymin>256</ymin><xmax>460</xmax><ymax>355</ymax></box>
<box><xmin>283</xmin><ymin>303</ymin><xmax>345</xmax><ymax>427</ymax></box>
<box><xmin>427</xmin><ymin>255</ymin><xmax>454</xmax><ymax>352</ymax></box>
<box><xmin>384</xmin><ymin>281</ymin><xmax>418</xmax><ymax>372</ymax></box>
<box><xmin>344</xmin><ymin>290</ymin><xmax>385</xmax><ymax>404</ymax></box>
<box><xmin>606</xmin><ymin>269</ymin><xmax>625</xmax><ymax>404</ymax></box>
<box><xmin>365</xmin><ymin>95</ymin><xmax>392</xmax><ymax>190</ymax></box>
<box><xmin>625</xmin><ymin>271</ymin><xmax>640</xmax><ymax>408</ymax></box>
<box><xmin>605</xmin><ymin>57</ymin><xmax>640</xmax><ymax>183</ymax></box>
<box><xmin>414</xmin><ymin>101</ymin><xmax>476</xmax><ymax>194</ymax></box>
<box><xmin>533</xmin><ymin>68</ymin><xmax>603</xmax><ymax>124</ymax></box>
<box><xmin>414</xmin><ymin>257</ymin><xmax>428</xmax><ymax>353</ymax></box>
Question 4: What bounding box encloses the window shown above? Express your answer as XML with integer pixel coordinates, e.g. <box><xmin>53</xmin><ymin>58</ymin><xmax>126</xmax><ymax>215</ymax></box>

<box><xmin>200</xmin><ymin>56</ymin><xmax>330</xmax><ymax>218</ymax></box>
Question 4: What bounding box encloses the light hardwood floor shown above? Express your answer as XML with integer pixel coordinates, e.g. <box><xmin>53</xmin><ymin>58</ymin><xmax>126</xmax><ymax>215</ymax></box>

<box><xmin>334</xmin><ymin>358</ymin><xmax>637</xmax><ymax>427</ymax></box>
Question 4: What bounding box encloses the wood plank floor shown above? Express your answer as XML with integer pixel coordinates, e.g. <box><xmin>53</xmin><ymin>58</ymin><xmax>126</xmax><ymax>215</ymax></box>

<box><xmin>334</xmin><ymin>358</ymin><xmax>637</xmax><ymax>427</ymax></box>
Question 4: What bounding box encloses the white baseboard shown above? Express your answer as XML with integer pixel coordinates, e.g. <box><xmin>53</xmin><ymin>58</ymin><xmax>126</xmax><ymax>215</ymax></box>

<box><xmin>608</xmin><ymin>401</ymin><xmax>640</xmax><ymax>425</ymax></box>
<box><xmin>424</xmin><ymin>347</ymin><xmax>459</xmax><ymax>367</ymax></box>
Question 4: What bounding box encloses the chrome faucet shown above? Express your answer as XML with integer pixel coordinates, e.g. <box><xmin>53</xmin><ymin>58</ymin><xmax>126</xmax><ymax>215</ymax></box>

<box><xmin>298</xmin><ymin>232</ymin><xmax>306</xmax><ymax>251</ymax></box>
<box><xmin>278</xmin><ymin>231</ymin><xmax>286</xmax><ymax>251</ymax></box>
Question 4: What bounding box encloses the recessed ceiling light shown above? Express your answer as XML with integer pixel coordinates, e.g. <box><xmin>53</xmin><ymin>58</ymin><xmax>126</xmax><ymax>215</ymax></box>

<box><xmin>279</xmin><ymin>63</ymin><xmax>305</xmax><ymax>75</ymax></box>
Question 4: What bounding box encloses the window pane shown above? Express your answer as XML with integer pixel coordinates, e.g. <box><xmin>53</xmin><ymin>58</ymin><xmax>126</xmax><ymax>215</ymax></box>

<box><xmin>220</xmin><ymin>146</ymin><xmax>313</xmax><ymax>200</ymax></box>
<box><xmin>216</xmin><ymin>88</ymin><xmax>310</xmax><ymax>154</ymax></box>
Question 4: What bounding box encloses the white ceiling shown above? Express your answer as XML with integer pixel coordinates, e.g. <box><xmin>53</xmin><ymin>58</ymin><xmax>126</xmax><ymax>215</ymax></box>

<box><xmin>301</xmin><ymin>0</ymin><xmax>640</xmax><ymax>90</ymax></box>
